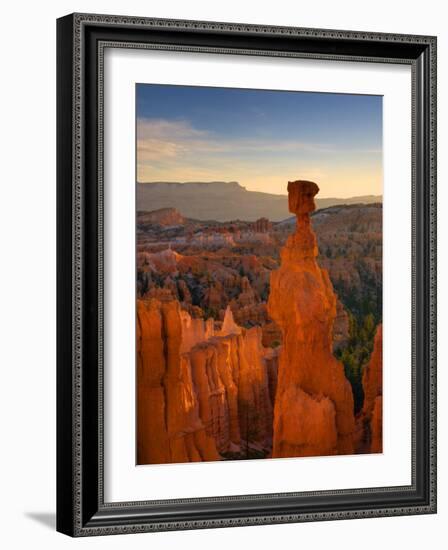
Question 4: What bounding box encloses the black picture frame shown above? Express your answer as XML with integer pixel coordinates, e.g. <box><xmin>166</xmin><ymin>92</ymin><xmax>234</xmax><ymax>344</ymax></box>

<box><xmin>56</xmin><ymin>13</ymin><xmax>437</xmax><ymax>537</ymax></box>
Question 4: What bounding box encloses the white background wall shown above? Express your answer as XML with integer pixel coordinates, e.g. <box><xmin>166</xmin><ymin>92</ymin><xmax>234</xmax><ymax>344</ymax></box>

<box><xmin>0</xmin><ymin>1</ymin><xmax>445</xmax><ymax>548</ymax></box>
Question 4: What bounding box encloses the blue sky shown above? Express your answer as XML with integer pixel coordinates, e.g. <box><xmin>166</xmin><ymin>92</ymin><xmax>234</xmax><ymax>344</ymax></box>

<box><xmin>136</xmin><ymin>84</ymin><xmax>382</xmax><ymax>197</ymax></box>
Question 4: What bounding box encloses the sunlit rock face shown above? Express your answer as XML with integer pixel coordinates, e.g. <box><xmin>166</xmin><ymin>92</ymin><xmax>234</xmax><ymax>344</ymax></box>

<box><xmin>268</xmin><ymin>180</ymin><xmax>355</xmax><ymax>458</ymax></box>
<box><xmin>137</xmin><ymin>298</ymin><xmax>276</xmax><ymax>464</ymax></box>
<box><xmin>137</xmin><ymin>298</ymin><xmax>220</xmax><ymax>464</ymax></box>
<box><xmin>188</xmin><ymin>326</ymin><xmax>274</xmax><ymax>457</ymax></box>
<box><xmin>361</xmin><ymin>324</ymin><xmax>383</xmax><ymax>453</ymax></box>
<box><xmin>219</xmin><ymin>305</ymin><xmax>242</xmax><ymax>336</ymax></box>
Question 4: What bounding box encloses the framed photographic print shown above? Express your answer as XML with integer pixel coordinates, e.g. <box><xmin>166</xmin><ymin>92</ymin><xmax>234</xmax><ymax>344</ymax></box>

<box><xmin>56</xmin><ymin>13</ymin><xmax>437</xmax><ymax>536</ymax></box>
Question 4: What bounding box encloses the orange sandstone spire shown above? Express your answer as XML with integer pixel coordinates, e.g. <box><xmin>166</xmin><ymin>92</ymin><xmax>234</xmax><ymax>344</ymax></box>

<box><xmin>220</xmin><ymin>305</ymin><xmax>242</xmax><ymax>336</ymax></box>
<box><xmin>268</xmin><ymin>180</ymin><xmax>355</xmax><ymax>457</ymax></box>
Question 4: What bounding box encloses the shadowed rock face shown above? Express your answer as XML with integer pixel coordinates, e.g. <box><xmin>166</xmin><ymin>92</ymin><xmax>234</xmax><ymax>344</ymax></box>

<box><xmin>268</xmin><ymin>180</ymin><xmax>356</xmax><ymax>457</ymax></box>
<box><xmin>333</xmin><ymin>299</ymin><xmax>350</xmax><ymax>352</ymax></box>
<box><xmin>361</xmin><ymin>325</ymin><xmax>383</xmax><ymax>453</ymax></box>
<box><xmin>287</xmin><ymin>180</ymin><xmax>319</xmax><ymax>215</ymax></box>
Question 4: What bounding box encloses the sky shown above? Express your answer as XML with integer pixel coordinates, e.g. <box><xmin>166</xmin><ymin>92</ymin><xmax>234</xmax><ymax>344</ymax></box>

<box><xmin>136</xmin><ymin>84</ymin><xmax>382</xmax><ymax>198</ymax></box>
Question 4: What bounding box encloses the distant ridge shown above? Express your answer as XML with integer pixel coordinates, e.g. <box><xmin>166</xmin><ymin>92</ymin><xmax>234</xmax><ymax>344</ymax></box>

<box><xmin>278</xmin><ymin>202</ymin><xmax>382</xmax><ymax>226</ymax></box>
<box><xmin>137</xmin><ymin>181</ymin><xmax>382</xmax><ymax>222</ymax></box>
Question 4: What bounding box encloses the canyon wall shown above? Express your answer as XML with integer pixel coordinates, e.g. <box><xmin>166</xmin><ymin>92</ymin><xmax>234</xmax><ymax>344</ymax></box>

<box><xmin>268</xmin><ymin>181</ymin><xmax>356</xmax><ymax>458</ymax></box>
<box><xmin>137</xmin><ymin>298</ymin><xmax>276</xmax><ymax>464</ymax></box>
<box><xmin>136</xmin><ymin>182</ymin><xmax>382</xmax><ymax>463</ymax></box>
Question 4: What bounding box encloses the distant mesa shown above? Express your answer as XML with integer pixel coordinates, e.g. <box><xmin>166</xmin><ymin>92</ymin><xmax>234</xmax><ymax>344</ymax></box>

<box><xmin>279</xmin><ymin>201</ymin><xmax>382</xmax><ymax>226</ymax></box>
<box><xmin>137</xmin><ymin>181</ymin><xmax>382</xmax><ymax>222</ymax></box>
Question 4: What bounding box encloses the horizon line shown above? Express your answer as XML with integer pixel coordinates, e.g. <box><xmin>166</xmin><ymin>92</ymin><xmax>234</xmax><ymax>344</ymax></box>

<box><xmin>137</xmin><ymin>180</ymin><xmax>383</xmax><ymax>200</ymax></box>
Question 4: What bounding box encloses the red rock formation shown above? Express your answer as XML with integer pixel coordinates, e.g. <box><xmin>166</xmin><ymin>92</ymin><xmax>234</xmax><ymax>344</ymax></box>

<box><xmin>235</xmin><ymin>327</ymin><xmax>274</xmax><ymax>454</ymax></box>
<box><xmin>179</xmin><ymin>309</ymin><xmax>215</xmax><ymax>353</ymax></box>
<box><xmin>138</xmin><ymin>207</ymin><xmax>185</xmax><ymax>226</ymax></box>
<box><xmin>268</xmin><ymin>180</ymin><xmax>355</xmax><ymax>458</ymax></box>
<box><xmin>144</xmin><ymin>248</ymin><xmax>181</xmax><ymax>275</ymax></box>
<box><xmin>219</xmin><ymin>306</ymin><xmax>242</xmax><ymax>336</ymax></box>
<box><xmin>187</xmin><ymin>339</ymin><xmax>241</xmax><ymax>453</ymax></box>
<box><xmin>264</xmin><ymin>347</ymin><xmax>280</xmax><ymax>406</ymax></box>
<box><xmin>231</xmin><ymin>302</ymin><xmax>268</xmax><ymax>328</ymax></box>
<box><xmin>239</xmin><ymin>277</ymin><xmax>256</xmax><ymax>305</ymax></box>
<box><xmin>163</xmin><ymin>276</ymin><xmax>179</xmax><ymax>299</ymax></box>
<box><xmin>137</xmin><ymin>298</ymin><xmax>220</xmax><ymax>464</ymax></box>
<box><xmin>177</xmin><ymin>279</ymin><xmax>192</xmax><ymax>304</ymax></box>
<box><xmin>361</xmin><ymin>324</ymin><xmax>383</xmax><ymax>453</ymax></box>
<box><xmin>261</xmin><ymin>321</ymin><xmax>282</xmax><ymax>348</ymax></box>
<box><xmin>253</xmin><ymin>217</ymin><xmax>272</xmax><ymax>233</ymax></box>
<box><xmin>227</xmin><ymin>275</ymin><xmax>268</xmax><ymax>327</ymax></box>
<box><xmin>333</xmin><ymin>299</ymin><xmax>350</xmax><ymax>352</ymax></box>
<box><xmin>137</xmin><ymin>297</ymin><xmax>276</xmax><ymax>463</ymax></box>
<box><xmin>188</xmin><ymin>327</ymin><xmax>274</xmax><ymax>456</ymax></box>
<box><xmin>144</xmin><ymin>287</ymin><xmax>175</xmax><ymax>302</ymax></box>
<box><xmin>205</xmin><ymin>281</ymin><xmax>225</xmax><ymax>312</ymax></box>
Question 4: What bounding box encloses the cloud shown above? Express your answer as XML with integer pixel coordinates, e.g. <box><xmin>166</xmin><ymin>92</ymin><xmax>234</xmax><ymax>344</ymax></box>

<box><xmin>137</xmin><ymin>119</ymin><xmax>211</xmax><ymax>162</ymax></box>
<box><xmin>136</xmin><ymin>117</ymin><xmax>382</xmax><ymax>196</ymax></box>
<box><xmin>137</xmin><ymin>117</ymin><xmax>381</xmax><ymax>163</ymax></box>
<box><xmin>137</xmin><ymin>119</ymin><xmax>209</xmax><ymax>141</ymax></box>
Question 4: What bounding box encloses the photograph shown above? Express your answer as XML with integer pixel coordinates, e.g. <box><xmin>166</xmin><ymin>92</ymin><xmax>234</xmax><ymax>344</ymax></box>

<box><xmin>0</xmin><ymin>0</ymin><xmax>442</xmax><ymax>545</ymax></box>
<box><xmin>135</xmin><ymin>84</ymin><xmax>383</xmax><ymax>465</ymax></box>
<box><xmin>50</xmin><ymin>6</ymin><xmax>437</xmax><ymax>539</ymax></box>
